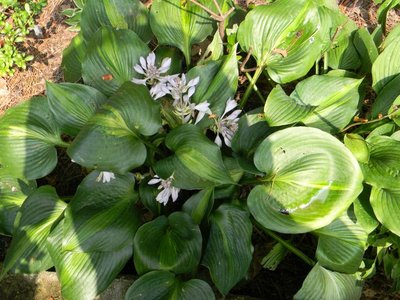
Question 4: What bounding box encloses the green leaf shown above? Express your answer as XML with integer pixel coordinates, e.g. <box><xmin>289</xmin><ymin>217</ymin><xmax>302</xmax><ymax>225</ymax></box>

<box><xmin>231</xmin><ymin>108</ymin><xmax>271</xmax><ymax>158</ymax></box>
<box><xmin>261</xmin><ymin>242</ymin><xmax>288</xmax><ymax>271</ymax></box>
<box><xmin>47</xmin><ymin>220</ymin><xmax>132</xmax><ymax>300</ymax></box>
<box><xmin>292</xmin><ymin>75</ymin><xmax>363</xmax><ymax>133</ymax></box>
<box><xmin>149</xmin><ymin>0</ymin><xmax>214</xmax><ymax>65</ymax></box>
<box><xmin>46</xmin><ymin>82</ymin><xmax>108</xmax><ymax>136</ymax></box>
<box><xmin>198</xmin><ymin>30</ymin><xmax>224</xmax><ymax>64</ymax></box>
<box><xmin>372</xmin><ymin>38</ymin><xmax>400</xmax><ymax>94</ymax></box>
<box><xmin>328</xmin><ymin>18</ymin><xmax>361</xmax><ymax>70</ymax></box>
<box><xmin>344</xmin><ymin>133</ymin><xmax>370</xmax><ymax>163</ymax></box>
<box><xmin>124</xmin><ymin>271</ymin><xmax>215</xmax><ymax>300</ymax></box>
<box><xmin>82</xmin><ymin>27</ymin><xmax>149</xmax><ymax>96</ymax></box>
<box><xmin>133</xmin><ymin>212</ymin><xmax>202</xmax><ymax>275</ymax></box>
<box><xmin>182</xmin><ymin>188</ymin><xmax>214</xmax><ymax>224</ymax></box>
<box><xmin>371</xmin><ymin>74</ymin><xmax>400</xmax><ymax>117</ymax></box>
<box><xmin>202</xmin><ymin>204</ymin><xmax>253</xmax><ymax>295</ymax></box>
<box><xmin>1</xmin><ymin>186</ymin><xmax>66</xmax><ymax>276</ymax></box>
<box><xmin>377</xmin><ymin>0</ymin><xmax>400</xmax><ymax>34</ymax></box>
<box><xmin>294</xmin><ymin>264</ymin><xmax>362</xmax><ymax>300</ymax></box>
<box><xmin>389</xmin><ymin>96</ymin><xmax>400</xmax><ymax>126</ymax></box>
<box><xmin>68</xmin><ymin>82</ymin><xmax>162</xmax><ymax>173</ymax></box>
<box><xmin>353</xmin><ymin>27</ymin><xmax>379</xmax><ymax>73</ymax></box>
<box><xmin>62</xmin><ymin>171</ymin><xmax>140</xmax><ymax>252</ymax></box>
<box><xmin>264</xmin><ymin>85</ymin><xmax>317</xmax><ymax>127</ymax></box>
<box><xmin>0</xmin><ymin>97</ymin><xmax>65</xmax><ymax>180</ymax></box>
<box><xmin>61</xmin><ymin>32</ymin><xmax>86</xmax><ymax>82</ymax></box>
<box><xmin>188</xmin><ymin>46</ymin><xmax>239</xmax><ymax>116</ymax></box>
<box><xmin>248</xmin><ymin>127</ymin><xmax>363</xmax><ymax>234</ymax></box>
<box><xmin>360</xmin><ymin>135</ymin><xmax>400</xmax><ymax>189</ymax></box>
<box><xmin>237</xmin><ymin>0</ymin><xmax>332</xmax><ymax>83</ymax></box>
<box><xmin>314</xmin><ymin>212</ymin><xmax>367</xmax><ymax>273</ymax></box>
<box><xmin>370</xmin><ymin>187</ymin><xmax>400</xmax><ymax>237</ymax></box>
<box><xmin>353</xmin><ymin>190</ymin><xmax>379</xmax><ymax>234</ymax></box>
<box><xmin>0</xmin><ymin>174</ymin><xmax>36</xmax><ymax>236</ymax></box>
<box><xmin>80</xmin><ymin>0</ymin><xmax>152</xmax><ymax>42</ymax></box>
<box><xmin>155</xmin><ymin>124</ymin><xmax>233</xmax><ymax>189</ymax></box>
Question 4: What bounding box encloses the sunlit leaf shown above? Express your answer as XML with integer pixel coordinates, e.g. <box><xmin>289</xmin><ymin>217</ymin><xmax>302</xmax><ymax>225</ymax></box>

<box><xmin>68</xmin><ymin>82</ymin><xmax>162</xmax><ymax>173</ymax></box>
<box><xmin>0</xmin><ymin>174</ymin><xmax>36</xmax><ymax>236</ymax></box>
<box><xmin>62</xmin><ymin>171</ymin><xmax>140</xmax><ymax>252</ymax></box>
<box><xmin>202</xmin><ymin>204</ymin><xmax>253</xmax><ymax>295</ymax></box>
<box><xmin>314</xmin><ymin>212</ymin><xmax>367</xmax><ymax>273</ymax></box>
<box><xmin>344</xmin><ymin>133</ymin><xmax>370</xmax><ymax>163</ymax></box>
<box><xmin>353</xmin><ymin>27</ymin><xmax>379</xmax><ymax>73</ymax></box>
<box><xmin>46</xmin><ymin>82</ymin><xmax>108</xmax><ymax>136</ymax></box>
<box><xmin>133</xmin><ymin>212</ymin><xmax>202</xmax><ymax>274</ymax></box>
<box><xmin>82</xmin><ymin>27</ymin><xmax>149</xmax><ymax>96</ymax></box>
<box><xmin>182</xmin><ymin>188</ymin><xmax>214</xmax><ymax>224</ymax></box>
<box><xmin>124</xmin><ymin>271</ymin><xmax>215</xmax><ymax>300</ymax></box>
<box><xmin>0</xmin><ymin>97</ymin><xmax>66</xmax><ymax>180</ymax></box>
<box><xmin>61</xmin><ymin>32</ymin><xmax>86</xmax><ymax>82</ymax></box>
<box><xmin>80</xmin><ymin>0</ymin><xmax>152</xmax><ymax>42</ymax></box>
<box><xmin>155</xmin><ymin>125</ymin><xmax>234</xmax><ymax>189</ymax></box>
<box><xmin>150</xmin><ymin>0</ymin><xmax>214</xmax><ymax>65</ymax></box>
<box><xmin>248</xmin><ymin>127</ymin><xmax>363</xmax><ymax>234</ymax></box>
<box><xmin>47</xmin><ymin>220</ymin><xmax>132</xmax><ymax>300</ymax></box>
<box><xmin>1</xmin><ymin>186</ymin><xmax>66</xmax><ymax>276</ymax></box>
<box><xmin>294</xmin><ymin>264</ymin><xmax>362</xmax><ymax>300</ymax></box>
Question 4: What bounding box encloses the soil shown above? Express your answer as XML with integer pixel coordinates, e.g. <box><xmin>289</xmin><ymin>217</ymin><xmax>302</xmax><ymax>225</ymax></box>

<box><xmin>0</xmin><ymin>0</ymin><xmax>400</xmax><ymax>299</ymax></box>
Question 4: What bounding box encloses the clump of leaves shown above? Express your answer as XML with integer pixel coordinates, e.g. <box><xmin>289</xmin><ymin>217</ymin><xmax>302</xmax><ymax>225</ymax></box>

<box><xmin>1</xmin><ymin>0</ymin><xmax>400</xmax><ymax>299</ymax></box>
<box><xmin>0</xmin><ymin>0</ymin><xmax>47</xmax><ymax>76</ymax></box>
<box><xmin>62</xmin><ymin>0</ymin><xmax>86</xmax><ymax>31</ymax></box>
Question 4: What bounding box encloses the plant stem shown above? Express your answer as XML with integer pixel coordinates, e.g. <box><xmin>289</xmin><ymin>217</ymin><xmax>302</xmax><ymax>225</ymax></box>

<box><xmin>245</xmin><ymin>72</ymin><xmax>265</xmax><ymax>104</ymax></box>
<box><xmin>323</xmin><ymin>52</ymin><xmax>328</xmax><ymax>74</ymax></box>
<box><xmin>315</xmin><ymin>58</ymin><xmax>320</xmax><ymax>75</ymax></box>
<box><xmin>256</xmin><ymin>221</ymin><xmax>316</xmax><ymax>267</ymax></box>
<box><xmin>240</xmin><ymin>66</ymin><xmax>264</xmax><ymax>108</ymax></box>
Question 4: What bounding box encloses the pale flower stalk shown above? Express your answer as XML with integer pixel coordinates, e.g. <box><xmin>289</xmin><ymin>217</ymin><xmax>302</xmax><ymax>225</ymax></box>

<box><xmin>148</xmin><ymin>174</ymin><xmax>181</xmax><ymax>206</ymax></box>
<box><xmin>212</xmin><ymin>98</ymin><xmax>242</xmax><ymax>147</ymax></box>
<box><xmin>96</xmin><ymin>171</ymin><xmax>116</xmax><ymax>183</ymax></box>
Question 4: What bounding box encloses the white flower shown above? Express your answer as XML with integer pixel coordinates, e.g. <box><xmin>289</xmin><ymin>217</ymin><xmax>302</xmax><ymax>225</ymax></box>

<box><xmin>212</xmin><ymin>99</ymin><xmax>242</xmax><ymax>147</ymax></box>
<box><xmin>131</xmin><ymin>52</ymin><xmax>171</xmax><ymax>87</ymax></box>
<box><xmin>148</xmin><ymin>174</ymin><xmax>180</xmax><ymax>206</ymax></box>
<box><xmin>167</xmin><ymin>74</ymin><xmax>199</xmax><ymax>101</ymax></box>
<box><xmin>96</xmin><ymin>171</ymin><xmax>116</xmax><ymax>183</ymax></box>
<box><xmin>174</xmin><ymin>100</ymin><xmax>212</xmax><ymax>124</ymax></box>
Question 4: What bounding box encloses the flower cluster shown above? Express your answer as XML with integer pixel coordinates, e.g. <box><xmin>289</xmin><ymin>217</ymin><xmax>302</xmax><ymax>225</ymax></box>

<box><xmin>131</xmin><ymin>53</ymin><xmax>211</xmax><ymax>125</ymax></box>
<box><xmin>148</xmin><ymin>174</ymin><xmax>180</xmax><ymax>206</ymax></box>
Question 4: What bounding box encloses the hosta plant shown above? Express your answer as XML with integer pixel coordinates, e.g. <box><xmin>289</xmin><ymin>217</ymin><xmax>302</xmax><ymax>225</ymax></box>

<box><xmin>1</xmin><ymin>0</ymin><xmax>400</xmax><ymax>299</ymax></box>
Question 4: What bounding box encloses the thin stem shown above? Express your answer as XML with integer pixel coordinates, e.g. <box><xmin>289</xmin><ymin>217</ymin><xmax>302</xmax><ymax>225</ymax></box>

<box><xmin>245</xmin><ymin>72</ymin><xmax>265</xmax><ymax>104</ymax></box>
<box><xmin>323</xmin><ymin>52</ymin><xmax>328</xmax><ymax>74</ymax></box>
<box><xmin>315</xmin><ymin>58</ymin><xmax>320</xmax><ymax>75</ymax></box>
<box><xmin>212</xmin><ymin>0</ymin><xmax>223</xmax><ymax>15</ymax></box>
<box><xmin>340</xmin><ymin>114</ymin><xmax>391</xmax><ymax>133</ymax></box>
<box><xmin>190</xmin><ymin>0</ymin><xmax>221</xmax><ymax>20</ymax></box>
<box><xmin>240</xmin><ymin>66</ymin><xmax>264</xmax><ymax>108</ymax></box>
<box><xmin>256</xmin><ymin>222</ymin><xmax>316</xmax><ymax>267</ymax></box>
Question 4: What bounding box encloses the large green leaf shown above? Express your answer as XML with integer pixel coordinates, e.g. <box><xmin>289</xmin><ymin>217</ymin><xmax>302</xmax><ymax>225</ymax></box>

<box><xmin>187</xmin><ymin>45</ymin><xmax>238</xmax><ymax>115</ymax></box>
<box><xmin>248</xmin><ymin>127</ymin><xmax>363</xmax><ymax>234</ymax></box>
<box><xmin>372</xmin><ymin>38</ymin><xmax>400</xmax><ymax>94</ymax></box>
<box><xmin>237</xmin><ymin>0</ymin><xmax>332</xmax><ymax>83</ymax></box>
<box><xmin>353</xmin><ymin>27</ymin><xmax>379</xmax><ymax>73</ymax></box>
<box><xmin>68</xmin><ymin>82</ymin><xmax>162</xmax><ymax>173</ymax></box>
<box><xmin>202</xmin><ymin>204</ymin><xmax>253</xmax><ymax>295</ymax></box>
<box><xmin>124</xmin><ymin>271</ymin><xmax>215</xmax><ymax>300</ymax></box>
<box><xmin>61</xmin><ymin>32</ymin><xmax>86</xmax><ymax>82</ymax></box>
<box><xmin>133</xmin><ymin>212</ymin><xmax>202</xmax><ymax>275</ymax></box>
<box><xmin>292</xmin><ymin>75</ymin><xmax>362</xmax><ymax>133</ymax></box>
<box><xmin>264</xmin><ymin>85</ymin><xmax>317</xmax><ymax>127</ymax></box>
<box><xmin>314</xmin><ymin>212</ymin><xmax>367</xmax><ymax>273</ymax></box>
<box><xmin>1</xmin><ymin>186</ymin><xmax>66</xmax><ymax>276</ymax></box>
<box><xmin>80</xmin><ymin>0</ymin><xmax>152</xmax><ymax>42</ymax></box>
<box><xmin>371</xmin><ymin>74</ymin><xmax>400</xmax><ymax>117</ymax></box>
<box><xmin>62</xmin><ymin>171</ymin><xmax>140</xmax><ymax>252</ymax></box>
<box><xmin>327</xmin><ymin>18</ymin><xmax>361</xmax><ymax>71</ymax></box>
<box><xmin>47</xmin><ymin>220</ymin><xmax>132</xmax><ymax>300</ymax></box>
<box><xmin>294</xmin><ymin>264</ymin><xmax>362</xmax><ymax>300</ymax></box>
<box><xmin>155</xmin><ymin>124</ymin><xmax>234</xmax><ymax>189</ymax></box>
<box><xmin>0</xmin><ymin>97</ymin><xmax>66</xmax><ymax>180</ymax></box>
<box><xmin>0</xmin><ymin>174</ymin><xmax>36</xmax><ymax>236</ymax></box>
<box><xmin>360</xmin><ymin>135</ymin><xmax>400</xmax><ymax>189</ymax></box>
<box><xmin>46</xmin><ymin>82</ymin><xmax>108</xmax><ymax>136</ymax></box>
<box><xmin>182</xmin><ymin>188</ymin><xmax>214</xmax><ymax>224</ymax></box>
<box><xmin>353</xmin><ymin>192</ymin><xmax>379</xmax><ymax>234</ymax></box>
<box><xmin>82</xmin><ymin>27</ymin><xmax>149</xmax><ymax>96</ymax></box>
<box><xmin>370</xmin><ymin>187</ymin><xmax>400</xmax><ymax>237</ymax></box>
<box><xmin>150</xmin><ymin>0</ymin><xmax>214</xmax><ymax>65</ymax></box>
